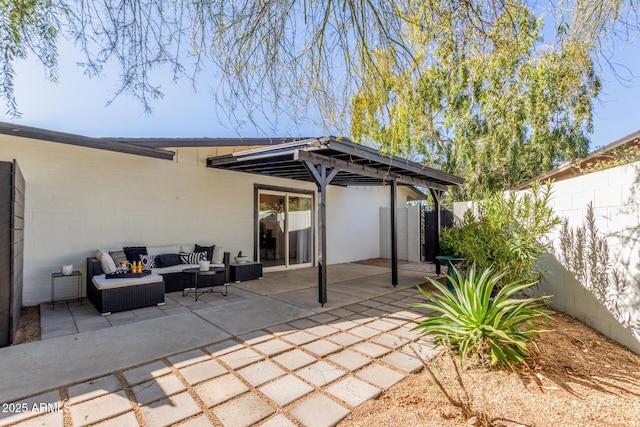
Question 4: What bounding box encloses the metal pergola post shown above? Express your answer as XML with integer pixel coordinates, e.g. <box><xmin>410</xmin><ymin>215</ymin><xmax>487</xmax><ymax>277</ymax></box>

<box><xmin>391</xmin><ymin>180</ymin><xmax>398</xmax><ymax>287</ymax></box>
<box><xmin>430</xmin><ymin>188</ymin><xmax>443</xmax><ymax>275</ymax></box>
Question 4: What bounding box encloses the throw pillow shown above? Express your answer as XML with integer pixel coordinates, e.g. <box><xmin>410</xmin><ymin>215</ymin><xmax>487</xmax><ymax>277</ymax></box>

<box><xmin>139</xmin><ymin>254</ymin><xmax>157</xmax><ymax>269</ymax></box>
<box><xmin>212</xmin><ymin>246</ymin><xmax>225</xmax><ymax>265</ymax></box>
<box><xmin>180</xmin><ymin>251</ymin><xmax>206</xmax><ymax>264</ymax></box>
<box><xmin>124</xmin><ymin>246</ymin><xmax>148</xmax><ymax>263</ymax></box>
<box><xmin>109</xmin><ymin>250</ymin><xmax>128</xmax><ymax>266</ymax></box>
<box><xmin>195</xmin><ymin>244</ymin><xmax>215</xmax><ymax>262</ymax></box>
<box><xmin>155</xmin><ymin>253</ymin><xmax>181</xmax><ymax>267</ymax></box>
<box><xmin>96</xmin><ymin>251</ymin><xmax>117</xmax><ymax>274</ymax></box>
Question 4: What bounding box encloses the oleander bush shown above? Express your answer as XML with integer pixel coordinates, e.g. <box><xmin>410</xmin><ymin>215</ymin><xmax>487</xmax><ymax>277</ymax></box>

<box><xmin>412</xmin><ymin>264</ymin><xmax>551</xmax><ymax>371</ymax></box>
<box><xmin>440</xmin><ymin>181</ymin><xmax>560</xmax><ymax>285</ymax></box>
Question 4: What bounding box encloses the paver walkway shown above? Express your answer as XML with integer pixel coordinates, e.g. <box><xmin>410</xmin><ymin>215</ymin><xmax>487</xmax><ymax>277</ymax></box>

<box><xmin>0</xmin><ymin>265</ymin><xmax>441</xmax><ymax>427</ymax></box>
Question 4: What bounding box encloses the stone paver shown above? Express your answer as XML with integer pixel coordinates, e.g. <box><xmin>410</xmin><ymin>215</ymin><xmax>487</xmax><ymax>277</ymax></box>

<box><xmin>258</xmin><ymin>375</ymin><xmax>314</xmax><ymax>407</ymax></box>
<box><xmin>194</xmin><ymin>374</ymin><xmax>249</xmax><ymax>407</ymax></box>
<box><xmin>70</xmin><ymin>390</ymin><xmax>132</xmax><ymax>426</ymax></box>
<box><xmin>296</xmin><ymin>361</ymin><xmax>346</xmax><ymax>387</ymax></box>
<box><xmin>287</xmin><ymin>318</ymin><xmax>318</xmax><ymax>330</ymax></box>
<box><xmin>272</xmin><ymin>349</ymin><xmax>316</xmax><ymax>370</ymax></box>
<box><xmin>372</xmin><ymin>333</ymin><xmax>408</xmax><ymax>349</ymax></box>
<box><xmin>326</xmin><ymin>377</ymin><xmax>381</xmax><ymax>407</ymax></box>
<box><xmin>213</xmin><ymin>392</ymin><xmax>274</xmax><ymax>427</ymax></box>
<box><xmin>218</xmin><ymin>347</ymin><xmax>264</xmax><ymax>369</ymax></box>
<box><xmin>67</xmin><ymin>375</ymin><xmax>122</xmax><ymax>404</ymax></box>
<box><xmin>180</xmin><ymin>359</ymin><xmax>227</xmax><ymax>385</ymax></box>
<box><xmin>260</xmin><ymin>414</ymin><xmax>297</xmax><ymax>427</ymax></box>
<box><xmin>0</xmin><ymin>390</ymin><xmax>60</xmax><ymax>426</ymax></box>
<box><xmin>301</xmin><ymin>339</ymin><xmax>342</xmax><ymax>357</ymax></box>
<box><xmin>392</xmin><ymin>326</ymin><xmax>422</xmax><ymax>341</ymax></box>
<box><xmin>326</xmin><ymin>332</ymin><xmax>363</xmax><ymax>347</ymax></box>
<box><xmin>327</xmin><ymin>349</ymin><xmax>371</xmax><ymax>371</ymax></box>
<box><xmin>356</xmin><ymin>364</ymin><xmax>405</xmax><ymax>389</ymax></box>
<box><xmin>328</xmin><ymin>318</ymin><xmax>359</xmax><ymax>331</ymax></box>
<box><xmin>123</xmin><ymin>360</ymin><xmax>172</xmax><ymax>386</ymax></box>
<box><xmin>351</xmin><ymin>342</ymin><xmax>392</xmax><ymax>358</ymax></box>
<box><xmin>252</xmin><ymin>339</ymin><xmax>293</xmax><ymax>357</ymax></box>
<box><xmin>348</xmin><ymin>326</ymin><xmax>380</xmax><ymax>339</ymax></box>
<box><xmin>306</xmin><ymin>324</ymin><xmax>339</xmax><ymax>337</ymax></box>
<box><xmin>366</xmin><ymin>319</ymin><xmax>398</xmax><ymax>332</ymax></box>
<box><xmin>179</xmin><ymin>415</ymin><xmax>215</xmax><ymax>427</ymax></box>
<box><xmin>9</xmin><ymin>411</ymin><xmax>63</xmax><ymax>427</ymax></box>
<box><xmin>237</xmin><ymin>330</ymin><xmax>273</xmax><ymax>345</ymax></box>
<box><xmin>132</xmin><ymin>375</ymin><xmax>186</xmax><ymax>405</ymax></box>
<box><xmin>237</xmin><ymin>360</ymin><xmax>285</xmax><ymax>387</ymax></box>
<box><xmin>289</xmin><ymin>393</ymin><xmax>350</xmax><ymax>427</ymax></box>
<box><xmin>139</xmin><ymin>391</ymin><xmax>202</xmax><ymax>426</ymax></box>
<box><xmin>205</xmin><ymin>339</ymin><xmax>244</xmax><ymax>356</ymax></box>
<box><xmin>381</xmin><ymin>351</ymin><xmax>424</xmax><ymax>373</ymax></box>
<box><xmin>167</xmin><ymin>349</ymin><xmax>210</xmax><ymax>368</ymax></box>
<box><xmin>281</xmin><ymin>331</ymin><xmax>317</xmax><ymax>345</ymax></box>
<box><xmin>93</xmin><ymin>411</ymin><xmax>138</xmax><ymax>426</ymax></box>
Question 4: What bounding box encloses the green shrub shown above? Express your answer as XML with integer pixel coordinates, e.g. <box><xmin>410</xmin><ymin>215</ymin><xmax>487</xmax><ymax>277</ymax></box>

<box><xmin>412</xmin><ymin>264</ymin><xmax>551</xmax><ymax>371</ymax></box>
<box><xmin>440</xmin><ymin>181</ymin><xmax>560</xmax><ymax>285</ymax></box>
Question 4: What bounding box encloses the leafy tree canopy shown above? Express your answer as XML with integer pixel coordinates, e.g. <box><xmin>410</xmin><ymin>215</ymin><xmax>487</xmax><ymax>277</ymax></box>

<box><xmin>1</xmin><ymin>0</ymin><xmax>638</xmax><ymax>195</ymax></box>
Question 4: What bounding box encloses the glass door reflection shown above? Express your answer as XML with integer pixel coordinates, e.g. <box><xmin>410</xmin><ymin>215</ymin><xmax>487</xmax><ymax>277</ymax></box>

<box><xmin>288</xmin><ymin>196</ymin><xmax>312</xmax><ymax>265</ymax></box>
<box><xmin>259</xmin><ymin>193</ymin><xmax>286</xmax><ymax>268</ymax></box>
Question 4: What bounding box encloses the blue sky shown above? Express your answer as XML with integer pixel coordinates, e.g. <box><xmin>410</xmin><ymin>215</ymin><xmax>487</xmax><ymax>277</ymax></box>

<box><xmin>2</xmin><ymin>36</ymin><xmax>639</xmax><ymax>151</ymax></box>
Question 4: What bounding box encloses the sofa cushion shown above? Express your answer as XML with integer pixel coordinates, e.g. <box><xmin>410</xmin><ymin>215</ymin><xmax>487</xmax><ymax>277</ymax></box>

<box><xmin>109</xmin><ymin>250</ymin><xmax>128</xmax><ymax>266</ymax></box>
<box><xmin>92</xmin><ymin>273</ymin><xmax>163</xmax><ymax>290</ymax></box>
<box><xmin>212</xmin><ymin>246</ymin><xmax>225</xmax><ymax>265</ymax></box>
<box><xmin>155</xmin><ymin>253</ymin><xmax>181</xmax><ymax>267</ymax></box>
<box><xmin>152</xmin><ymin>264</ymin><xmax>197</xmax><ymax>275</ymax></box>
<box><xmin>147</xmin><ymin>245</ymin><xmax>181</xmax><ymax>256</ymax></box>
<box><xmin>124</xmin><ymin>246</ymin><xmax>148</xmax><ymax>263</ymax></box>
<box><xmin>195</xmin><ymin>244</ymin><xmax>215</xmax><ymax>261</ymax></box>
<box><xmin>140</xmin><ymin>254</ymin><xmax>157</xmax><ymax>269</ymax></box>
<box><xmin>96</xmin><ymin>251</ymin><xmax>117</xmax><ymax>274</ymax></box>
<box><xmin>180</xmin><ymin>251</ymin><xmax>206</xmax><ymax>264</ymax></box>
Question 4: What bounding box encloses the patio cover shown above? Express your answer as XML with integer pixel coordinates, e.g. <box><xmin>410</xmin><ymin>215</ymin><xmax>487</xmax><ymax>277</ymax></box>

<box><xmin>207</xmin><ymin>136</ymin><xmax>464</xmax><ymax>305</ymax></box>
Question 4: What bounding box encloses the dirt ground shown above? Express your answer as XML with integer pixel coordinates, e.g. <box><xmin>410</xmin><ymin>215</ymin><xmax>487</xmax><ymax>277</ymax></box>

<box><xmin>343</xmin><ymin>261</ymin><xmax>640</xmax><ymax>426</ymax></box>
<box><xmin>12</xmin><ymin>263</ymin><xmax>640</xmax><ymax>426</ymax></box>
<box><xmin>12</xmin><ymin>306</ymin><xmax>40</xmax><ymax>344</ymax></box>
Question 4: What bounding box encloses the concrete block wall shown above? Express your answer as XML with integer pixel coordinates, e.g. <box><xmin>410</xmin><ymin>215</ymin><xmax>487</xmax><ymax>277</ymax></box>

<box><xmin>453</xmin><ymin>162</ymin><xmax>640</xmax><ymax>353</ymax></box>
<box><xmin>1</xmin><ymin>136</ymin><xmax>396</xmax><ymax>305</ymax></box>
<box><xmin>379</xmin><ymin>205</ymin><xmax>421</xmax><ymax>263</ymax></box>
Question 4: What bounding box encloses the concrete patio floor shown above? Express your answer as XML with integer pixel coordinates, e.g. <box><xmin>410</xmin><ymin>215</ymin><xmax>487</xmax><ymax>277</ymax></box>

<box><xmin>0</xmin><ymin>262</ymin><xmax>441</xmax><ymax>427</ymax></box>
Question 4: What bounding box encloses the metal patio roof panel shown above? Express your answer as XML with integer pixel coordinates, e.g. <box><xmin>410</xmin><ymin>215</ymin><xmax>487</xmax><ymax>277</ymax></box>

<box><xmin>207</xmin><ymin>136</ymin><xmax>464</xmax><ymax>190</ymax></box>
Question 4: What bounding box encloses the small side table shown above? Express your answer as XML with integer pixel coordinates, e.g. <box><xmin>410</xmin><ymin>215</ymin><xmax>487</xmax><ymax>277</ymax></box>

<box><xmin>182</xmin><ymin>267</ymin><xmax>227</xmax><ymax>301</ymax></box>
<box><xmin>230</xmin><ymin>261</ymin><xmax>263</xmax><ymax>283</ymax></box>
<box><xmin>51</xmin><ymin>271</ymin><xmax>83</xmax><ymax>309</ymax></box>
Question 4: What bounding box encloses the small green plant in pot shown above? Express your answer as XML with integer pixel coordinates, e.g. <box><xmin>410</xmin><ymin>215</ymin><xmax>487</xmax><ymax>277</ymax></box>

<box><xmin>412</xmin><ymin>264</ymin><xmax>551</xmax><ymax>371</ymax></box>
<box><xmin>234</xmin><ymin>251</ymin><xmax>248</xmax><ymax>263</ymax></box>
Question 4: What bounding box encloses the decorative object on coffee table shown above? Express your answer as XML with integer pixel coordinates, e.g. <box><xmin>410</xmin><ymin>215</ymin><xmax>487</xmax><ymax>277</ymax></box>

<box><xmin>61</xmin><ymin>264</ymin><xmax>73</xmax><ymax>276</ymax></box>
<box><xmin>230</xmin><ymin>261</ymin><xmax>263</xmax><ymax>283</ymax></box>
<box><xmin>199</xmin><ymin>260</ymin><xmax>211</xmax><ymax>271</ymax></box>
<box><xmin>234</xmin><ymin>250</ymin><xmax>249</xmax><ymax>263</ymax></box>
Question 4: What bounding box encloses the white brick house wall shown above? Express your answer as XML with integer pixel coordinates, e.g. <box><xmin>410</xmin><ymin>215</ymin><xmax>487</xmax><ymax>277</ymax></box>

<box><xmin>1</xmin><ymin>135</ymin><xmax>410</xmax><ymax>306</ymax></box>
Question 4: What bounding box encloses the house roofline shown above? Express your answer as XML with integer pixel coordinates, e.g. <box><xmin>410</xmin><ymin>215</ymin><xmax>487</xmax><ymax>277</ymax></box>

<box><xmin>512</xmin><ymin>128</ymin><xmax>640</xmax><ymax>190</ymax></box>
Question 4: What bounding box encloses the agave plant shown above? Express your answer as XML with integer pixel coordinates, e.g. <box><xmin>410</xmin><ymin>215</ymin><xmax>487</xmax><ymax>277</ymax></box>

<box><xmin>412</xmin><ymin>264</ymin><xmax>551</xmax><ymax>371</ymax></box>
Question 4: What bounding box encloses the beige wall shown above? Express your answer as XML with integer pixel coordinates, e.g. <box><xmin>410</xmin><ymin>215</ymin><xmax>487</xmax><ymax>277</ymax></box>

<box><xmin>1</xmin><ymin>136</ymin><xmax>403</xmax><ymax>305</ymax></box>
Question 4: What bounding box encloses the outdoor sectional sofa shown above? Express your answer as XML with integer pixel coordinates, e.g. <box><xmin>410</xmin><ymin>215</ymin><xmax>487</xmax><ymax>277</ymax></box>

<box><xmin>86</xmin><ymin>244</ymin><xmax>230</xmax><ymax>314</ymax></box>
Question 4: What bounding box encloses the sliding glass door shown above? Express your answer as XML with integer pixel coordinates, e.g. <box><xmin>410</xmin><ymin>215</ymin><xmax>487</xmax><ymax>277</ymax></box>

<box><xmin>258</xmin><ymin>190</ymin><xmax>313</xmax><ymax>269</ymax></box>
